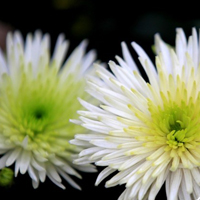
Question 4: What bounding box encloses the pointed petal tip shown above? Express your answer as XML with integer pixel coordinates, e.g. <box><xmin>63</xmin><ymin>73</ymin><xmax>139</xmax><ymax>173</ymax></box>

<box><xmin>80</xmin><ymin>39</ymin><xmax>89</xmax><ymax>48</ymax></box>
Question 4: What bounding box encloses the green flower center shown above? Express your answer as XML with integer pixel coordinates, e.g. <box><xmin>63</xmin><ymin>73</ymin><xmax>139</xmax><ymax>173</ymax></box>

<box><xmin>0</xmin><ymin>65</ymin><xmax>88</xmax><ymax>154</ymax></box>
<box><xmin>34</xmin><ymin>110</ymin><xmax>45</xmax><ymax>120</ymax></box>
<box><xmin>158</xmin><ymin>105</ymin><xmax>188</xmax><ymax>149</ymax></box>
<box><xmin>169</xmin><ymin>121</ymin><xmax>183</xmax><ymax>133</ymax></box>
<box><xmin>155</xmin><ymin>102</ymin><xmax>196</xmax><ymax>149</ymax></box>
<box><xmin>124</xmin><ymin>69</ymin><xmax>200</xmax><ymax>170</ymax></box>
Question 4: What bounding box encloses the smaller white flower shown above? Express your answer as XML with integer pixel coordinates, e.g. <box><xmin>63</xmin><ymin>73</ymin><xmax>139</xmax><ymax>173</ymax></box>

<box><xmin>0</xmin><ymin>30</ymin><xmax>97</xmax><ymax>189</ymax></box>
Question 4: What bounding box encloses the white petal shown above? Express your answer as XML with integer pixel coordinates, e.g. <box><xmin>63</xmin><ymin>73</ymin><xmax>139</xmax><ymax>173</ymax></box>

<box><xmin>168</xmin><ymin>169</ymin><xmax>182</xmax><ymax>200</ymax></box>
<box><xmin>28</xmin><ymin>165</ymin><xmax>38</xmax><ymax>182</ymax></box>
<box><xmin>175</xmin><ymin>28</ymin><xmax>187</xmax><ymax>67</ymax></box>
<box><xmin>154</xmin><ymin>33</ymin><xmax>172</xmax><ymax>74</ymax></box>
<box><xmin>81</xmin><ymin>49</ymin><xmax>96</xmax><ymax>74</ymax></box>
<box><xmin>32</xmin><ymin>179</ymin><xmax>39</xmax><ymax>189</ymax></box>
<box><xmin>95</xmin><ymin>167</ymin><xmax>115</xmax><ymax>186</ymax></box>
<box><xmin>6</xmin><ymin>148</ymin><xmax>21</xmax><ymax>166</ymax></box>
<box><xmin>79</xmin><ymin>147</ymin><xmax>101</xmax><ymax>157</ymax></box>
<box><xmin>90</xmin><ymin>139</ymin><xmax>118</xmax><ymax>149</ymax></box>
<box><xmin>39</xmin><ymin>170</ymin><xmax>46</xmax><ymax>182</ymax></box>
<box><xmin>57</xmin><ymin>168</ymin><xmax>81</xmax><ymax>190</ymax></box>
<box><xmin>51</xmin><ymin>39</ymin><xmax>69</xmax><ymax>70</ymax></box>
<box><xmin>78</xmin><ymin>97</ymin><xmax>107</xmax><ymax>113</ymax></box>
<box><xmin>131</xmin><ymin>42</ymin><xmax>157</xmax><ymax>78</ymax></box>
<box><xmin>90</xmin><ymin>149</ymin><xmax>115</xmax><ymax>160</ymax></box>
<box><xmin>19</xmin><ymin>150</ymin><xmax>31</xmax><ymax>174</ymax></box>
<box><xmin>31</xmin><ymin>157</ymin><xmax>45</xmax><ymax>171</ymax></box>
<box><xmin>183</xmin><ymin>169</ymin><xmax>193</xmax><ymax>193</ymax></box>
<box><xmin>121</xmin><ymin>41</ymin><xmax>138</xmax><ymax>71</ymax></box>
<box><xmin>0</xmin><ymin>152</ymin><xmax>11</xmax><ymax>169</ymax></box>
<box><xmin>46</xmin><ymin>164</ymin><xmax>62</xmax><ymax>183</ymax></box>
<box><xmin>61</xmin><ymin>164</ymin><xmax>81</xmax><ymax>178</ymax></box>
<box><xmin>47</xmin><ymin>175</ymin><xmax>65</xmax><ymax>189</ymax></box>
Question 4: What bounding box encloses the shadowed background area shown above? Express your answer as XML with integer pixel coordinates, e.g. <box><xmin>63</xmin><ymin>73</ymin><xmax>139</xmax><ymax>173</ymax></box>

<box><xmin>0</xmin><ymin>1</ymin><xmax>199</xmax><ymax>200</ymax></box>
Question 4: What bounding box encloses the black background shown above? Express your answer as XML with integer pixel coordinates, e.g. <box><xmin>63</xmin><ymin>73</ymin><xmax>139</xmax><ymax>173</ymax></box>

<box><xmin>0</xmin><ymin>1</ymin><xmax>199</xmax><ymax>200</ymax></box>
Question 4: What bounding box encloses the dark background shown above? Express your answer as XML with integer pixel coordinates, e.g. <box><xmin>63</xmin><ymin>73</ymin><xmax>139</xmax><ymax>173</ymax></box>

<box><xmin>0</xmin><ymin>1</ymin><xmax>199</xmax><ymax>200</ymax></box>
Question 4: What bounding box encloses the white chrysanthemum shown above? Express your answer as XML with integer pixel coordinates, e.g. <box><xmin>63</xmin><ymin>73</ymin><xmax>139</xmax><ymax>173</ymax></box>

<box><xmin>0</xmin><ymin>30</ymin><xmax>97</xmax><ymax>189</ymax></box>
<box><xmin>71</xmin><ymin>28</ymin><xmax>200</xmax><ymax>200</ymax></box>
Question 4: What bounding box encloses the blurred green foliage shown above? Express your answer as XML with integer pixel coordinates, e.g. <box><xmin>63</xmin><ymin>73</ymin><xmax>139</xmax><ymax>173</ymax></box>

<box><xmin>0</xmin><ymin>168</ymin><xmax>14</xmax><ymax>187</ymax></box>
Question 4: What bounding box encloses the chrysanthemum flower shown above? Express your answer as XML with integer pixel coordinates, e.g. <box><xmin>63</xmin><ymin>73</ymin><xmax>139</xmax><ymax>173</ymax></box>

<box><xmin>0</xmin><ymin>30</ymin><xmax>97</xmax><ymax>189</ymax></box>
<box><xmin>71</xmin><ymin>28</ymin><xmax>200</xmax><ymax>199</ymax></box>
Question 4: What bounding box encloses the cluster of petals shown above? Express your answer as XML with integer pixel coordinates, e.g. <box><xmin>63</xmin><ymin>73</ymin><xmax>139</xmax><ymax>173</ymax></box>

<box><xmin>71</xmin><ymin>28</ymin><xmax>200</xmax><ymax>200</ymax></box>
<box><xmin>0</xmin><ymin>30</ymin><xmax>96</xmax><ymax>189</ymax></box>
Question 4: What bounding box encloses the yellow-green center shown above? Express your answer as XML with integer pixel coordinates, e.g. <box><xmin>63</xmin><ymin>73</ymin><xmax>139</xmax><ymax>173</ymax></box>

<box><xmin>0</xmin><ymin>65</ymin><xmax>88</xmax><ymax>155</ymax></box>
